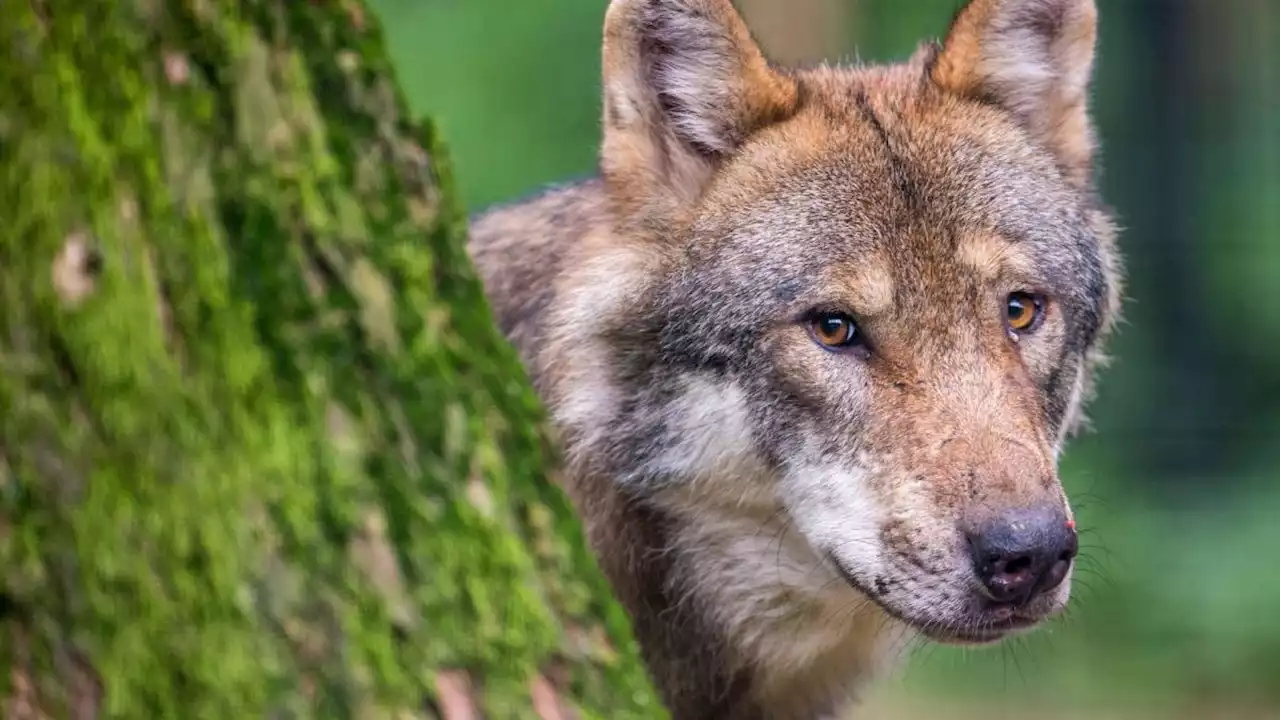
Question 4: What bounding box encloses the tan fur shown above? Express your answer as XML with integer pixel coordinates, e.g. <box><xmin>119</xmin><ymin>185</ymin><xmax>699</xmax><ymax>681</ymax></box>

<box><xmin>468</xmin><ymin>1</ymin><xmax>1122</xmax><ymax>717</ymax></box>
<box><xmin>959</xmin><ymin>233</ymin><xmax>1036</xmax><ymax>282</ymax></box>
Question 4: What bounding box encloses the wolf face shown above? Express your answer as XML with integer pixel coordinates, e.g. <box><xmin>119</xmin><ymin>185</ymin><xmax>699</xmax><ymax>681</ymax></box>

<box><xmin>469</xmin><ymin>0</ymin><xmax>1123</xmax><ymax>712</ymax></box>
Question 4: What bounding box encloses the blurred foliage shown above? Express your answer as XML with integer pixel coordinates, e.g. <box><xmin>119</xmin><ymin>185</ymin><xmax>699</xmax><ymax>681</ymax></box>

<box><xmin>371</xmin><ymin>0</ymin><xmax>1280</xmax><ymax>716</ymax></box>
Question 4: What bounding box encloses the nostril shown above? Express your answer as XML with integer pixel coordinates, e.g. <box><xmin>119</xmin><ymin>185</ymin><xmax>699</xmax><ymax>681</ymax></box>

<box><xmin>978</xmin><ymin>552</ymin><xmax>1040</xmax><ymax>604</ymax></box>
<box><xmin>1002</xmin><ymin>555</ymin><xmax>1033</xmax><ymax>576</ymax></box>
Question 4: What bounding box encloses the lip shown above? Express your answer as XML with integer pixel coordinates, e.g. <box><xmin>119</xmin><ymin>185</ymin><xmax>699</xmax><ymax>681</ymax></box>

<box><xmin>917</xmin><ymin>613</ymin><xmax>1042</xmax><ymax>645</ymax></box>
<box><xmin>824</xmin><ymin>551</ymin><xmax>1046</xmax><ymax>645</ymax></box>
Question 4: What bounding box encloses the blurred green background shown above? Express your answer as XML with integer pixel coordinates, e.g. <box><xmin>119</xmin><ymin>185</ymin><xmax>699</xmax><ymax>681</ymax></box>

<box><xmin>369</xmin><ymin>0</ymin><xmax>1280</xmax><ymax>717</ymax></box>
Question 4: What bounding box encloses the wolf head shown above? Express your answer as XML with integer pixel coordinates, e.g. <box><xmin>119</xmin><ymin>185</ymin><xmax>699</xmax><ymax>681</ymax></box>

<box><xmin>549</xmin><ymin>0</ymin><xmax>1122</xmax><ymax>647</ymax></box>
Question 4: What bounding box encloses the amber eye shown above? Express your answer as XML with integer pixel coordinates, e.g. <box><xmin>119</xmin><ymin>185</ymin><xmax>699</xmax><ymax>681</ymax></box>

<box><xmin>1006</xmin><ymin>292</ymin><xmax>1045</xmax><ymax>334</ymax></box>
<box><xmin>809</xmin><ymin>312</ymin><xmax>862</xmax><ymax>351</ymax></box>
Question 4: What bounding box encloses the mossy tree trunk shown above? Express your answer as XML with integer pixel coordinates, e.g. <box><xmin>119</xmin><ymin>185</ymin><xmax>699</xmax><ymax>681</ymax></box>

<box><xmin>0</xmin><ymin>2</ymin><xmax>663</xmax><ymax>718</ymax></box>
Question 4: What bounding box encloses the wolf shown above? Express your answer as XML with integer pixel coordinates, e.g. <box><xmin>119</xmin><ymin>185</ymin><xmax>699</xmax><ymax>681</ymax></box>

<box><xmin>467</xmin><ymin>0</ymin><xmax>1123</xmax><ymax>717</ymax></box>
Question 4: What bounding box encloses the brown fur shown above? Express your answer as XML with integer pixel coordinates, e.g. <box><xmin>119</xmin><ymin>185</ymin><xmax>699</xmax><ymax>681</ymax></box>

<box><xmin>468</xmin><ymin>1</ymin><xmax>1123</xmax><ymax>717</ymax></box>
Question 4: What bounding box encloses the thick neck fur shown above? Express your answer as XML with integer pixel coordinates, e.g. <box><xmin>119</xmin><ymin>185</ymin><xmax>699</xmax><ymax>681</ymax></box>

<box><xmin>470</xmin><ymin>179</ymin><xmax>913</xmax><ymax>718</ymax></box>
<box><xmin>658</xmin><ymin>495</ymin><xmax>912</xmax><ymax>716</ymax></box>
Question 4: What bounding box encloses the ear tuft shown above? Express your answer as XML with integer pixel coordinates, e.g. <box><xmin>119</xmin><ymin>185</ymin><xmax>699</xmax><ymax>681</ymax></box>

<box><xmin>645</xmin><ymin>4</ymin><xmax>750</xmax><ymax>155</ymax></box>
<box><xmin>932</xmin><ymin>0</ymin><xmax>1099</xmax><ymax>186</ymax></box>
<box><xmin>601</xmin><ymin>0</ymin><xmax>799</xmax><ymax>215</ymax></box>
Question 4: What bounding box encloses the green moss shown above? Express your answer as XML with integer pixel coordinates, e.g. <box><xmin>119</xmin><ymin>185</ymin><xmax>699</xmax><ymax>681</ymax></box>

<box><xmin>0</xmin><ymin>1</ymin><xmax>663</xmax><ymax>717</ymax></box>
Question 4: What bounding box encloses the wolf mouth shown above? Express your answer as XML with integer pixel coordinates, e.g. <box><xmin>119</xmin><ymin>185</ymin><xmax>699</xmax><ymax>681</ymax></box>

<box><xmin>915</xmin><ymin>614</ymin><xmax>1042</xmax><ymax>645</ymax></box>
<box><xmin>823</xmin><ymin>551</ymin><xmax>1044</xmax><ymax>645</ymax></box>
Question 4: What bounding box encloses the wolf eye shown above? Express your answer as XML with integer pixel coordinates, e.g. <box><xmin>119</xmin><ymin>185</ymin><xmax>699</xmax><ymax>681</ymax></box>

<box><xmin>808</xmin><ymin>312</ymin><xmax>863</xmax><ymax>351</ymax></box>
<box><xmin>1006</xmin><ymin>292</ymin><xmax>1046</xmax><ymax>335</ymax></box>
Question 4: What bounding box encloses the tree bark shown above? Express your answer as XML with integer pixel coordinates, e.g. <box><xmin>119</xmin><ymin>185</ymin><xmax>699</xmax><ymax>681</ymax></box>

<box><xmin>0</xmin><ymin>2</ymin><xmax>663</xmax><ymax>718</ymax></box>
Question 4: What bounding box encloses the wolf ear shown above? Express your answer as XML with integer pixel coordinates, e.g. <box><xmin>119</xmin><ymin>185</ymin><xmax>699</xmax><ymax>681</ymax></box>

<box><xmin>600</xmin><ymin>0</ymin><xmax>800</xmax><ymax>219</ymax></box>
<box><xmin>932</xmin><ymin>0</ymin><xmax>1100</xmax><ymax>186</ymax></box>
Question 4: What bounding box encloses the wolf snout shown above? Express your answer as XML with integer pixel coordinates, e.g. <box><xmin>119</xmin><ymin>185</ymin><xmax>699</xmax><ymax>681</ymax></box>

<box><xmin>965</xmin><ymin>505</ymin><xmax>1079</xmax><ymax>607</ymax></box>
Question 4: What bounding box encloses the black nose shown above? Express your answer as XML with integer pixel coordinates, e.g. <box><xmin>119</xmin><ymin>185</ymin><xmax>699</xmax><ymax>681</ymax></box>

<box><xmin>967</xmin><ymin>506</ymin><xmax>1078</xmax><ymax>606</ymax></box>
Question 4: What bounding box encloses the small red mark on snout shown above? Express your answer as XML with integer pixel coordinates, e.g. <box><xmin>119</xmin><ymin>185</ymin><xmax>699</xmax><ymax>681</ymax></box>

<box><xmin>1065</xmin><ymin>519</ymin><xmax>1076</xmax><ymax>530</ymax></box>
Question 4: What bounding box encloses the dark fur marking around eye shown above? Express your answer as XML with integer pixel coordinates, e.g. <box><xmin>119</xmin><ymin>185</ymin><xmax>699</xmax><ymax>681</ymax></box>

<box><xmin>1042</xmin><ymin>347</ymin><xmax>1076</xmax><ymax>430</ymax></box>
